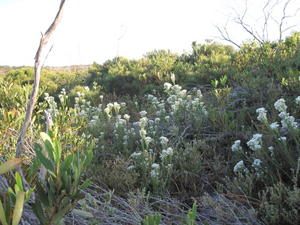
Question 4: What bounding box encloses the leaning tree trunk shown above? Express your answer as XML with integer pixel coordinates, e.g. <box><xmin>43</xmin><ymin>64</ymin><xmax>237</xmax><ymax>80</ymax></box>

<box><xmin>15</xmin><ymin>0</ymin><xmax>67</xmax><ymax>190</ymax></box>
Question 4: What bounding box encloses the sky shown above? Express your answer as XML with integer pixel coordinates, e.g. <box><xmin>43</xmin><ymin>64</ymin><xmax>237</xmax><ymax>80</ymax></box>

<box><xmin>0</xmin><ymin>0</ymin><xmax>299</xmax><ymax>66</ymax></box>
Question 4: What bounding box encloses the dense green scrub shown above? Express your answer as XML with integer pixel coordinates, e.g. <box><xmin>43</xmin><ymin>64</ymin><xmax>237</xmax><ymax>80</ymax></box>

<box><xmin>1</xmin><ymin>32</ymin><xmax>300</xmax><ymax>224</ymax></box>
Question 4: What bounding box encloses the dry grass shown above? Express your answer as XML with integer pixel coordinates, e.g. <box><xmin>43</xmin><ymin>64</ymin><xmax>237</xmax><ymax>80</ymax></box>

<box><xmin>64</xmin><ymin>185</ymin><xmax>263</xmax><ymax>225</ymax></box>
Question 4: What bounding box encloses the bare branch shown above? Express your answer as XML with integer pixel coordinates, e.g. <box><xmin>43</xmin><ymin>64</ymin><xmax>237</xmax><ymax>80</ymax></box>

<box><xmin>279</xmin><ymin>0</ymin><xmax>292</xmax><ymax>41</ymax></box>
<box><xmin>235</xmin><ymin>16</ymin><xmax>264</xmax><ymax>44</ymax></box>
<box><xmin>16</xmin><ymin>0</ymin><xmax>68</xmax><ymax>189</ymax></box>
<box><xmin>215</xmin><ymin>25</ymin><xmax>241</xmax><ymax>48</ymax></box>
<box><xmin>261</xmin><ymin>0</ymin><xmax>280</xmax><ymax>41</ymax></box>
<box><xmin>217</xmin><ymin>0</ymin><xmax>299</xmax><ymax>46</ymax></box>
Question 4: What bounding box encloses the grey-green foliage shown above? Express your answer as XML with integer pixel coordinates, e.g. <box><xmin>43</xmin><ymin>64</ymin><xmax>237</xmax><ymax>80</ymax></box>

<box><xmin>32</xmin><ymin>130</ymin><xmax>93</xmax><ymax>225</ymax></box>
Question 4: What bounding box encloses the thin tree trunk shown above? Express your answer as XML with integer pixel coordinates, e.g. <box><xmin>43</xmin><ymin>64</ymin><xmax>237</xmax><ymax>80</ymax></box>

<box><xmin>15</xmin><ymin>0</ymin><xmax>67</xmax><ymax>189</ymax></box>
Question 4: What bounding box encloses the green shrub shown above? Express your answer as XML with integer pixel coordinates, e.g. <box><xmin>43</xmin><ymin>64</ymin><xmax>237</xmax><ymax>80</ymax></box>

<box><xmin>32</xmin><ymin>131</ymin><xmax>93</xmax><ymax>225</ymax></box>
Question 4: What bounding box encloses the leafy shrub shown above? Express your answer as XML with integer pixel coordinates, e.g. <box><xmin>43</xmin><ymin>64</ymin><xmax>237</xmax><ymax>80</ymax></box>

<box><xmin>32</xmin><ymin>131</ymin><xmax>93</xmax><ymax>225</ymax></box>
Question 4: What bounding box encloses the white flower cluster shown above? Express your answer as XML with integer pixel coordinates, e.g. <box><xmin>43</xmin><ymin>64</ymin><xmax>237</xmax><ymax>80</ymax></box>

<box><xmin>160</xmin><ymin>136</ymin><xmax>169</xmax><ymax>146</ymax></box>
<box><xmin>233</xmin><ymin>160</ymin><xmax>245</xmax><ymax>173</ymax></box>
<box><xmin>231</xmin><ymin>140</ymin><xmax>242</xmax><ymax>152</ymax></box>
<box><xmin>44</xmin><ymin>93</ymin><xmax>58</xmax><ymax>118</ymax></box>
<box><xmin>58</xmin><ymin>88</ymin><xmax>67</xmax><ymax>104</ymax></box>
<box><xmin>295</xmin><ymin>96</ymin><xmax>300</xmax><ymax>105</ymax></box>
<box><xmin>247</xmin><ymin>134</ymin><xmax>263</xmax><ymax>151</ymax></box>
<box><xmin>274</xmin><ymin>98</ymin><xmax>287</xmax><ymax>113</ymax></box>
<box><xmin>256</xmin><ymin>107</ymin><xmax>267</xmax><ymax>122</ymax></box>
<box><xmin>160</xmin><ymin>147</ymin><xmax>173</xmax><ymax>160</ymax></box>
<box><xmin>252</xmin><ymin>158</ymin><xmax>262</xmax><ymax>170</ymax></box>
<box><xmin>273</xmin><ymin>97</ymin><xmax>297</xmax><ymax>129</ymax></box>
<box><xmin>76</xmin><ymin>82</ymin><xmax>209</xmax><ymax>184</ymax></box>
<box><xmin>162</xmin><ymin>82</ymin><xmax>207</xmax><ymax>116</ymax></box>
<box><xmin>269</xmin><ymin>122</ymin><xmax>279</xmax><ymax>130</ymax></box>
<box><xmin>104</xmin><ymin>102</ymin><xmax>122</xmax><ymax>118</ymax></box>
<box><xmin>151</xmin><ymin>163</ymin><xmax>160</xmax><ymax>177</ymax></box>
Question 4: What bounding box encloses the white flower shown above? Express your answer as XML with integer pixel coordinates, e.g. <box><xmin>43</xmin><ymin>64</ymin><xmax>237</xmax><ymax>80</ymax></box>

<box><xmin>252</xmin><ymin>159</ymin><xmax>262</xmax><ymax>169</ymax></box>
<box><xmin>120</xmin><ymin>102</ymin><xmax>126</xmax><ymax>107</ymax></box>
<box><xmin>140</xmin><ymin>111</ymin><xmax>147</xmax><ymax>117</ymax></box>
<box><xmin>178</xmin><ymin>90</ymin><xmax>187</xmax><ymax>98</ymax></box>
<box><xmin>151</xmin><ymin>169</ymin><xmax>159</xmax><ymax>177</ymax></box>
<box><xmin>160</xmin><ymin>147</ymin><xmax>174</xmax><ymax>160</ymax></box>
<box><xmin>113</xmin><ymin>102</ymin><xmax>121</xmax><ymax>114</ymax></box>
<box><xmin>151</xmin><ymin>163</ymin><xmax>160</xmax><ymax>169</ymax></box>
<box><xmin>231</xmin><ymin>140</ymin><xmax>242</xmax><ymax>152</ymax></box>
<box><xmin>164</xmin><ymin>82</ymin><xmax>172</xmax><ymax>90</ymax></box>
<box><xmin>107</xmin><ymin>103</ymin><xmax>114</xmax><ymax>109</ymax></box>
<box><xmin>131</xmin><ymin>152</ymin><xmax>142</xmax><ymax>157</ymax></box>
<box><xmin>196</xmin><ymin>90</ymin><xmax>203</xmax><ymax>98</ymax></box>
<box><xmin>295</xmin><ymin>96</ymin><xmax>300</xmax><ymax>105</ymax></box>
<box><xmin>144</xmin><ymin>136</ymin><xmax>153</xmax><ymax>146</ymax></box>
<box><xmin>160</xmin><ymin>136</ymin><xmax>169</xmax><ymax>146</ymax></box>
<box><xmin>270</xmin><ymin>122</ymin><xmax>279</xmax><ymax>130</ymax></box>
<box><xmin>247</xmin><ymin>134</ymin><xmax>263</xmax><ymax>151</ymax></box>
<box><xmin>155</xmin><ymin>118</ymin><xmax>161</xmax><ymax>124</ymax></box>
<box><xmin>274</xmin><ymin>98</ymin><xmax>287</xmax><ymax>112</ymax></box>
<box><xmin>281</xmin><ymin>114</ymin><xmax>297</xmax><ymax>129</ymax></box>
<box><xmin>100</xmin><ymin>95</ymin><xmax>104</xmax><ymax>101</ymax></box>
<box><xmin>278</xmin><ymin>112</ymin><xmax>289</xmax><ymax>119</ymax></box>
<box><xmin>256</xmin><ymin>107</ymin><xmax>267</xmax><ymax>122</ymax></box>
<box><xmin>139</xmin><ymin>117</ymin><xmax>148</xmax><ymax>128</ymax></box>
<box><xmin>172</xmin><ymin>84</ymin><xmax>182</xmax><ymax>92</ymax></box>
<box><xmin>123</xmin><ymin>114</ymin><xmax>130</xmax><ymax>121</ymax></box>
<box><xmin>104</xmin><ymin>107</ymin><xmax>111</xmax><ymax>116</ymax></box>
<box><xmin>165</xmin><ymin>116</ymin><xmax>170</xmax><ymax>122</ymax></box>
<box><xmin>233</xmin><ymin>160</ymin><xmax>245</xmax><ymax>173</ymax></box>
<box><xmin>84</xmin><ymin>86</ymin><xmax>90</xmax><ymax>91</ymax></box>
<box><xmin>127</xmin><ymin>165</ymin><xmax>135</xmax><ymax>170</ymax></box>
<box><xmin>278</xmin><ymin>136</ymin><xmax>286</xmax><ymax>142</ymax></box>
<box><xmin>116</xmin><ymin>118</ymin><xmax>126</xmax><ymax>127</ymax></box>
<box><xmin>166</xmin><ymin>164</ymin><xmax>173</xmax><ymax>169</ymax></box>
<box><xmin>139</xmin><ymin>129</ymin><xmax>147</xmax><ymax>138</ymax></box>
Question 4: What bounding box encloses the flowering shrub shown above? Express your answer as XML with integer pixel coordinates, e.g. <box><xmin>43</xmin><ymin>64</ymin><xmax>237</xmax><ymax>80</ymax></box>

<box><xmin>231</xmin><ymin>95</ymin><xmax>300</xmax><ymax>224</ymax></box>
<box><xmin>48</xmin><ymin>82</ymin><xmax>207</xmax><ymax>193</ymax></box>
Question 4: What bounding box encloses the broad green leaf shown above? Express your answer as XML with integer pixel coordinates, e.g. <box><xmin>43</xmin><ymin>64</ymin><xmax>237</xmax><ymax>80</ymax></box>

<box><xmin>12</xmin><ymin>191</ymin><xmax>25</xmax><ymax>225</ymax></box>
<box><xmin>40</xmin><ymin>132</ymin><xmax>52</xmax><ymax>144</ymax></box>
<box><xmin>25</xmin><ymin>188</ymin><xmax>34</xmax><ymax>202</ymax></box>
<box><xmin>53</xmin><ymin>139</ymin><xmax>62</xmax><ymax>164</ymax></box>
<box><xmin>35</xmin><ymin>147</ymin><xmax>55</xmax><ymax>174</ymax></box>
<box><xmin>0</xmin><ymin>200</ymin><xmax>8</xmax><ymax>225</ymax></box>
<box><xmin>14</xmin><ymin>172</ymin><xmax>24</xmax><ymax>192</ymax></box>
<box><xmin>40</xmin><ymin>132</ymin><xmax>55</xmax><ymax>160</ymax></box>
<box><xmin>0</xmin><ymin>158</ymin><xmax>22</xmax><ymax>175</ymax></box>
<box><xmin>44</xmin><ymin>140</ymin><xmax>55</xmax><ymax>161</ymax></box>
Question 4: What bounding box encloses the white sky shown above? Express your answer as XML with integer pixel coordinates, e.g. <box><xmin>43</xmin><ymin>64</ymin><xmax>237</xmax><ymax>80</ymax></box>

<box><xmin>0</xmin><ymin>0</ymin><xmax>299</xmax><ymax>66</ymax></box>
